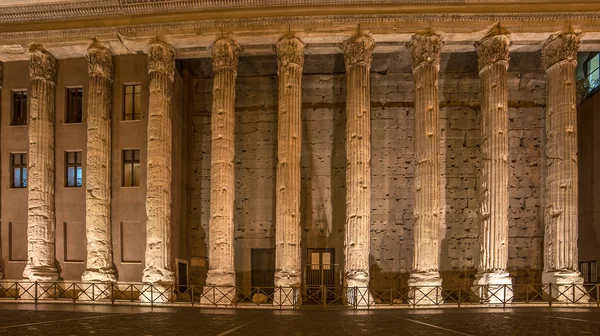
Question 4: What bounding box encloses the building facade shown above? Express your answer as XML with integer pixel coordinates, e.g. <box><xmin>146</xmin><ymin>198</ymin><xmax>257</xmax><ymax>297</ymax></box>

<box><xmin>0</xmin><ymin>0</ymin><xmax>599</xmax><ymax>304</ymax></box>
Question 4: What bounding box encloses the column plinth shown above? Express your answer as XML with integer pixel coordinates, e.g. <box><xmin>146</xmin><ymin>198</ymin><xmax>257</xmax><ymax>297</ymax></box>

<box><xmin>408</xmin><ymin>31</ymin><xmax>443</xmax><ymax>305</ymax></box>
<box><xmin>203</xmin><ymin>38</ymin><xmax>241</xmax><ymax>305</ymax></box>
<box><xmin>81</xmin><ymin>43</ymin><xmax>117</xmax><ymax>290</ymax></box>
<box><xmin>142</xmin><ymin>41</ymin><xmax>176</xmax><ymax>303</ymax></box>
<box><xmin>542</xmin><ymin>30</ymin><xmax>587</xmax><ymax>303</ymax></box>
<box><xmin>342</xmin><ymin>33</ymin><xmax>375</xmax><ymax>306</ymax></box>
<box><xmin>274</xmin><ymin>37</ymin><xmax>304</xmax><ymax>306</ymax></box>
<box><xmin>472</xmin><ymin>26</ymin><xmax>513</xmax><ymax>303</ymax></box>
<box><xmin>23</xmin><ymin>45</ymin><xmax>59</xmax><ymax>283</ymax></box>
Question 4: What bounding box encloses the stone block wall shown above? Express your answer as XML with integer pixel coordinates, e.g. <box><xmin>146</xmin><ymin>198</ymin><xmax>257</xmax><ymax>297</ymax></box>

<box><xmin>188</xmin><ymin>50</ymin><xmax>546</xmax><ymax>290</ymax></box>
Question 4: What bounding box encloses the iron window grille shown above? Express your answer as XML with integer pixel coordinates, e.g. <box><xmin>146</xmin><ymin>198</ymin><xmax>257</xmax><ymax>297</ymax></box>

<box><xmin>65</xmin><ymin>87</ymin><xmax>83</xmax><ymax>123</ymax></box>
<box><xmin>123</xmin><ymin>84</ymin><xmax>141</xmax><ymax>121</ymax></box>
<box><xmin>65</xmin><ymin>151</ymin><xmax>83</xmax><ymax>187</ymax></box>
<box><xmin>10</xmin><ymin>153</ymin><xmax>27</xmax><ymax>188</ymax></box>
<box><xmin>11</xmin><ymin>90</ymin><xmax>28</xmax><ymax>126</ymax></box>
<box><xmin>122</xmin><ymin>149</ymin><xmax>140</xmax><ymax>187</ymax></box>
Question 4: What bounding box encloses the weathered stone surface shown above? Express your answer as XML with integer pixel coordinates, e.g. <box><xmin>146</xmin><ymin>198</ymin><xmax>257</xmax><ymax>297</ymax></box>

<box><xmin>472</xmin><ymin>25</ymin><xmax>513</xmax><ymax>303</ymax></box>
<box><xmin>407</xmin><ymin>31</ymin><xmax>443</xmax><ymax>300</ymax></box>
<box><xmin>541</xmin><ymin>30</ymin><xmax>586</xmax><ymax>302</ymax></box>
<box><xmin>204</xmin><ymin>38</ymin><xmax>241</xmax><ymax>301</ymax></box>
<box><xmin>23</xmin><ymin>44</ymin><xmax>59</xmax><ymax>282</ymax></box>
<box><xmin>342</xmin><ymin>33</ymin><xmax>375</xmax><ymax>306</ymax></box>
<box><xmin>81</xmin><ymin>42</ymin><xmax>116</xmax><ymax>285</ymax></box>
<box><xmin>274</xmin><ymin>37</ymin><xmax>304</xmax><ymax>293</ymax></box>
<box><xmin>142</xmin><ymin>41</ymin><xmax>176</xmax><ymax>294</ymax></box>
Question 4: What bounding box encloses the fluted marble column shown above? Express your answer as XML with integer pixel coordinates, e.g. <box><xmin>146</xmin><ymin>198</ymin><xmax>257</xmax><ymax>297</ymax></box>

<box><xmin>542</xmin><ymin>30</ymin><xmax>586</xmax><ymax>302</ymax></box>
<box><xmin>0</xmin><ymin>61</ymin><xmax>3</xmax><ymax>280</ymax></box>
<box><xmin>142</xmin><ymin>41</ymin><xmax>176</xmax><ymax>299</ymax></box>
<box><xmin>274</xmin><ymin>37</ymin><xmax>304</xmax><ymax>301</ymax></box>
<box><xmin>204</xmin><ymin>39</ymin><xmax>241</xmax><ymax>304</ymax></box>
<box><xmin>82</xmin><ymin>42</ymin><xmax>117</xmax><ymax>286</ymax></box>
<box><xmin>472</xmin><ymin>26</ymin><xmax>513</xmax><ymax>303</ymax></box>
<box><xmin>23</xmin><ymin>45</ymin><xmax>59</xmax><ymax>282</ymax></box>
<box><xmin>342</xmin><ymin>33</ymin><xmax>375</xmax><ymax>305</ymax></box>
<box><xmin>408</xmin><ymin>31</ymin><xmax>443</xmax><ymax>303</ymax></box>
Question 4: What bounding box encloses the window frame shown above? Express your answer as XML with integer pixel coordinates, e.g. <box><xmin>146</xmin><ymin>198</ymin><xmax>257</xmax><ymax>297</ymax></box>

<box><xmin>10</xmin><ymin>152</ymin><xmax>27</xmax><ymax>189</ymax></box>
<box><xmin>10</xmin><ymin>90</ymin><xmax>28</xmax><ymax>126</ymax></box>
<box><xmin>580</xmin><ymin>261</ymin><xmax>598</xmax><ymax>284</ymax></box>
<box><xmin>122</xmin><ymin>84</ymin><xmax>141</xmax><ymax>121</ymax></box>
<box><xmin>65</xmin><ymin>87</ymin><xmax>84</xmax><ymax>124</ymax></box>
<box><xmin>122</xmin><ymin>149</ymin><xmax>140</xmax><ymax>187</ymax></box>
<box><xmin>64</xmin><ymin>151</ymin><xmax>83</xmax><ymax>188</ymax></box>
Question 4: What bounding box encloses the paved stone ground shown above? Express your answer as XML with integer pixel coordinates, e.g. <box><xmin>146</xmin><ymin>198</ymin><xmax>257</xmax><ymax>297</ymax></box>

<box><xmin>0</xmin><ymin>304</ymin><xmax>599</xmax><ymax>335</ymax></box>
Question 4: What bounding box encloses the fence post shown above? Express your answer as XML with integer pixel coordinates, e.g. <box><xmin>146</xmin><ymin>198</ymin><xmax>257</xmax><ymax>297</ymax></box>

<box><xmin>548</xmin><ymin>285</ymin><xmax>552</xmax><ymax>307</ymax></box>
<box><xmin>322</xmin><ymin>286</ymin><xmax>326</xmax><ymax>308</ymax></box>
<box><xmin>458</xmin><ymin>286</ymin><xmax>461</xmax><ymax>308</ymax></box>
<box><xmin>111</xmin><ymin>282</ymin><xmax>115</xmax><ymax>304</ymax></box>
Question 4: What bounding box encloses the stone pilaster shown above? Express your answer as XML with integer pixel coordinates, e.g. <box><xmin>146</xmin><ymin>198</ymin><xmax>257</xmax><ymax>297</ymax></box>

<box><xmin>23</xmin><ymin>45</ymin><xmax>59</xmax><ymax>283</ymax></box>
<box><xmin>342</xmin><ymin>33</ymin><xmax>375</xmax><ymax>306</ymax></box>
<box><xmin>142</xmin><ymin>41</ymin><xmax>176</xmax><ymax>302</ymax></box>
<box><xmin>542</xmin><ymin>30</ymin><xmax>587</xmax><ymax>302</ymax></box>
<box><xmin>204</xmin><ymin>38</ymin><xmax>241</xmax><ymax>305</ymax></box>
<box><xmin>407</xmin><ymin>31</ymin><xmax>443</xmax><ymax>304</ymax></box>
<box><xmin>472</xmin><ymin>26</ymin><xmax>513</xmax><ymax>303</ymax></box>
<box><xmin>274</xmin><ymin>36</ymin><xmax>304</xmax><ymax>305</ymax></box>
<box><xmin>81</xmin><ymin>42</ymin><xmax>117</xmax><ymax>287</ymax></box>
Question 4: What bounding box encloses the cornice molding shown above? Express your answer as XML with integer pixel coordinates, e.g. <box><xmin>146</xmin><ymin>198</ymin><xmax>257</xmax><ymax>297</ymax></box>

<box><xmin>1</xmin><ymin>0</ymin><xmax>597</xmax><ymax>26</ymax></box>
<box><xmin>2</xmin><ymin>12</ymin><xmax>600</xmax><ymax>43</ymax></box>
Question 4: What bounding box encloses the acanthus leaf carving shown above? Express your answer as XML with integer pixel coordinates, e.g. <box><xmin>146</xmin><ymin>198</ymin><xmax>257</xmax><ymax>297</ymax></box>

<box><xmin>86</xmin><ymin>41</ymin><xmax>113</xmax><ymax>80</ymax></box>
<box><xmin>275</xmin><ymin>36</ymin><xmax>305</xmax><ymax>72</ymax></box>
<box><xmin>212</xmin><ymin>38</ymin><xmax>242</xmax><ymax>72</ymax></box>
<box><xmin>408</xmin><ymin>30</ymin><xmax>443</xmax><ymax>69</ymax></box>
<box><xmin>341</xmin><ymin>33</ymin><xmax>375</xmax><ymax>69</ymax></box>
<box><xmin>148</xmin><ymin>40</ymin><xmax>176</xmax><ymax>82</ymax></box>
<box><xmin>29</xmin><ymin>44</ymin><xmax>57</xmax><ymax>83</ymax></box>
<box><xmin>475</xmin><ymin>25</ymin><xmax>511</xmax><ymax>71</ymax></box>
<box><xmin>542</xmin><ymin>29</ymin><xmax>582</xmax><ymax>70</ymax></box>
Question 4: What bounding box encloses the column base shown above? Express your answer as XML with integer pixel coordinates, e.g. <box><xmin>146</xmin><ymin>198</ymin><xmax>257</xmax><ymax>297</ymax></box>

<box><xmin>141</xmin><ymin>267</ymin><xmax>175</xmax><ymax>303</ymax></box>
<box><xmin>345</xmin><ymin>271</ymin><xmax>373</xmax><ymax>307</ymax></box>
<box><xmin>542</xmin><ymin>271</ymin><xmax>589</xmax><ymax>303</ymax></box>
<box><xmin>79</xmin><ymin>269</ymin><xmax>116</xmax><ymax>300</ymax></box>
<box><xmin>408</xmin><ymin>271</ymin><xmax>443</xmax><ymax>305</ymax></box>
<box><xmin>471</xmin><ymin>271</ymin><xmax>513</xmax><ymax>303</ymax></box>
<box><xmin>274</xmin><ymin>270</ymin><xmax>301</xmax><ymax>306</ymax></box>
<box><xmin>22</xmin><ymin>264</ymin><xmax>59</xmax><ymax>282</ymax></box>
<box><xmin>201</xmin><ymin>270</ymin><xmax>236</xmax><ymax>305</ymax></box>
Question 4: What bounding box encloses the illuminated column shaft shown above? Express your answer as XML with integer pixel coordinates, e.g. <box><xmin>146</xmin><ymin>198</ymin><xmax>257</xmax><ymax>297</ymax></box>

<box><xmin>274</xmin><ymin>37</ymin><xmax>304</xmax><ymax>288</ymax></box>
<box><xmin>408</xmin><ymin>31</ymin><xmax>443</xmax><ymax>287</ymax></box>
<box><xmin>23</xmin><ymin>45</ymin><xmax>59</xmax><ymax>282</ymax></box>
<box><xmin>206</xmin><ymin>38</ymin><xmax>241</xmax><ymax>287</ymax></box>
<box><xmin>143</xmin><ymin>41</ymin><xmax>176</xmax><ymax>286</ymax></box>
<box><xmin>82</xmin><ymin>43</ymin><xmax>117</xmax><ymax>283</ymax></box>
<box><xmin>474</xmin><ymin>30</ymin><xmax>512</xmax><ymax>285</ymax></box>
<box><xmin>342</xmin><ymin>33</ymin><xmax>375</xmax><ymax>289</ymax></box>
<box><xmin>542</xmin><ymin>31</ymin><xmax>584</xmax><ymax>287</ymax></box>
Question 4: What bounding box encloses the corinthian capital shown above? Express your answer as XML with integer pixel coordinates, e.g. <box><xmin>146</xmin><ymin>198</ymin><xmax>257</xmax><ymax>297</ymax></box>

<box><xmin>86</xmin><ymin>42</ymin><xmax>113</xmax><ymax>80</ymax></box>
<box><xmin>475</xmin><ymin>25</ymin><xmax>511</xmax><ymax>71</ymax></box>
<box><xmin>542</xmin><ymin>29</ymin><xmax>582</xmax><ymax>70</ymax></box>
<box><xmin>29</xmin><ymin>44</ymin><xmax>57</xmax><ymax>83</ymax></box>
<box><xmin>341</xmin><ymin>33</ymin><xmax>375</xmax><ymax>70</ymax></box>
<box><xmin>212</xmin><ymin>38</ymin><xmax>242</xmax><ymax>72</ymax></box>
<box><xmin>148</xmin><ymin>41</ymin><xmax>175</xmax><ymax>82</ymax></box>
<box><xmin>408</xmin><ymin>30</ymin><xmax>443</xmax><ymax>69</ymax></box>
<box><xmin>275</xmin><ymin>37</ymin><xmax>305</xmax><ymax>72</ymax></box>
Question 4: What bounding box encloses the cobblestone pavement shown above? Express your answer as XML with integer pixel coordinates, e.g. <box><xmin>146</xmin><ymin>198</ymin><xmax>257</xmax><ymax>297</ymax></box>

<box><xmin>1</xmin><ymin>304</ymin><xmax>599</xmax><ymax>336</ymax></box>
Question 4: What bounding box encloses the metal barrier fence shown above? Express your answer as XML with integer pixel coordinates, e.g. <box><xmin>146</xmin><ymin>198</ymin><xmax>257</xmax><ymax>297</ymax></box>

<box><xmin>0</xmin><ymin>282</ymin><xmax>599</xmax><ymax>308</ymax></box>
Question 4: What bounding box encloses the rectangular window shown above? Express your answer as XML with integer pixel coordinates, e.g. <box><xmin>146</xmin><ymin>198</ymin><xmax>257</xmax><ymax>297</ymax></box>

<box><xmin>65</xmin><ymin>151</ymin><xmax>83</xmax><ymax>187</ymax></box>
<box><xmin>11</xmin><ymin>91</ymin><xmax>27</xmax><ymax>126</ymax></box>
<box><xmin>580</xmin><ymin>261</ymin><xmax>598</xmax><ymax>283</ymax></box>
<box><xmin>10</xmin><ymin>153</ymin><xmax>27</xmax><ymax>188</ymax></box>
<box><xmin>123</xmin><ymin>84</ymin><xmax>141</xmax><ymax>120</ymax></box>
<box><xmin>65</xmin><ymin>87</ymin><xmax>83</xmax><ymax>123</ymax></box>
<box><xmin>122</xmin><ymin>149</ymin><xmax>140</xmax><ymax>187</ymax></box>
<box><xmin>587</xmin><ymin>53</ymin><xmax>600</xmax><ymax>90</ymax></box>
